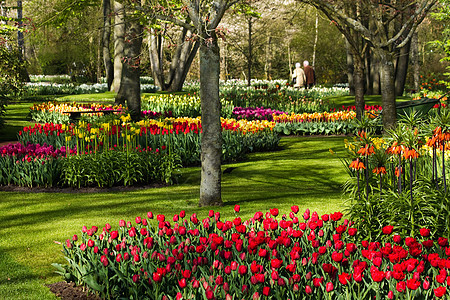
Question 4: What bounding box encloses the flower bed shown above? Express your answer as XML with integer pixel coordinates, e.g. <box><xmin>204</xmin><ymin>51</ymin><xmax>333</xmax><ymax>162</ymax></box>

<box><xmin>232</xmin><ymin>107</ymin><xmax>286</xmax><ymax>121</ymax></box>
<box><xmin>0</xmin><ymin>142</ymin><xmax>180</xmax><ymax>188</ymax></box>
<box><xmin>30</xmin><ymin>102</ymin><xmax>125</xmax><ymax>123</ymax></box>
<box><xmin>55</xmin><ymin>206</ymin><xmax>450</xmax><ymax>299</ymax></box>
<box><xmin>141</xmin><ymin>94</ymin><xmax>234</xmax><ymax>119</ymax></box>
<box><xmin>18</xmin><ymin>117</ymin><xmax>279</xmax><ymax>166</ymax></box>
<box><xmin>23</xmin><ymin>82</ymin><xmax>158</xmax><ymax>96</ymax></box>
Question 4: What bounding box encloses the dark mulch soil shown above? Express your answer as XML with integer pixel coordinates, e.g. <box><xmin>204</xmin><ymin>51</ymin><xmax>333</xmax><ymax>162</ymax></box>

<box><xmin>0</xmin><ymin>182</ymin><xmax>167</xmax><ymax>193</ymax></box>
<box><xmin>47</xmin><ymin>282</ymin><xmax>101</xmax><ymax>300</ymax></box>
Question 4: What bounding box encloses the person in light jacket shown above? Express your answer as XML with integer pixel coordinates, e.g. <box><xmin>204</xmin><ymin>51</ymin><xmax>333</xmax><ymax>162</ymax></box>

<box><xmin>292</xmin><ymin>62</ymin><xmax>306</xmax><ymax>89</ymax></box>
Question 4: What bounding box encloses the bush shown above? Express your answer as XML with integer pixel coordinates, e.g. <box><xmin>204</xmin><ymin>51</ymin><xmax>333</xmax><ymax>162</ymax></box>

<box><xmin>0</xmin><ymin>39</ymin><xmax>25</xmax><ymax>127</ymax></box>
<box><xmin>54</xmin><ymin>206</ymin><xmax>450</xmax><ymax>299</ymax></box>
<box><xmin>342</xmin><ymin>111</ymin><xmax>450</xmax><ymax>239</ymax></box>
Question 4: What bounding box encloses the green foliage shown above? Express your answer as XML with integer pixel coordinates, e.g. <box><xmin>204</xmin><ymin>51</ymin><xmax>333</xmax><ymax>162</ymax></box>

<box><xmin>431</xmin><ymin>0</ymin><xmax>450</xmax><ymax>88</ymax></box>
<box><xmin>274</xmin><ymin>121</ymin><xmax>355</xmax><ymax>136</ymax></box>
<box><xmin>59</xmin><ymin>150</ymin><xmax>181</xmax><ymax>188</ymax></box>
<box><xmin>0</xmin><ymin>40</ymin><xmax>25</xmax><ymax>128</ymax></box>
<box><xmin>0</xmin><ymin>156</ymin><xmax>61</xmax><ymax>187</ymax></box>
<box><xmin>343</xmin><ymin>112</ymin><xmax>450</xmax><ymax>239</ymax></box>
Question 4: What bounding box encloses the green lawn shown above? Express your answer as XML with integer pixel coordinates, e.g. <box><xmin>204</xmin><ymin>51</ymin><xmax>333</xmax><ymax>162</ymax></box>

<box><xmin>0</xmin><ymin>135</ymin><xmax>349</xmax><ymax>299</ymax></box>
<box><xmin>327</xmin><ymin>94</ymin><xmax>412</xmax><ymax>109</ymax></box>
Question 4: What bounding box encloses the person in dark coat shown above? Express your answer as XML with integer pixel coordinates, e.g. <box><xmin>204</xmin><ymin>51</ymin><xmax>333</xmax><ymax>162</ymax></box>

<box><xmin>303</xmin><ymin>60</ymin><xmax>316</xmax><ymax>89</ymax></box>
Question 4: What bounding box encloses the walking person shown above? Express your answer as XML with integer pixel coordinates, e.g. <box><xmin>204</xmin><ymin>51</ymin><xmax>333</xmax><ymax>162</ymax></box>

<box><xmin>291</xmin><ymin>62</ymin><xmax>306</xmax><ymax>89</ymax></box>
<box><xmin>303</xmin><ymin>60</ymin><xmax>316</xmax><ymax>89</ymax></box>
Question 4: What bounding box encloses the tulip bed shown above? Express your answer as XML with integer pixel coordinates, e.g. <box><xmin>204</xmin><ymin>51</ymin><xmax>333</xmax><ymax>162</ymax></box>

<box><xmin>55</xmin><ymin>206</ymin><xmax>450</xmax><ymax>300</ymax></box>
<box><xmin>0</xmin><ymin>142</ymin><xmax>180</xmax><ymax>187</ymax></box>
<box><xmin>17</xmin><ymin>116</ymin><xmax>279</xmax><ymax>167</ymax></box>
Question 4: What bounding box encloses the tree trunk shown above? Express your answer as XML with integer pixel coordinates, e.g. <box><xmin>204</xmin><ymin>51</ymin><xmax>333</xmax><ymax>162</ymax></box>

<box><xmin>167</xmin><ymin>30</ymin><xmax>200</xmax><ymax>92</ymax></box>
<box><xmin>16</xmin><ymin>0</ymin><xmax>29</xmax><ymax>81</ymax></box>
<box><xmin>312</xmin><ymin>9</ymin><xmax>319</xmax><ymax>67</ymax></box>
<box><xmin>378</xmin><ymin>49</ymin><xmax>397</xmax><ymax>130</ymax></box>
<box><xmin>353</xmin><ymin>57</ymin><xmax>365</xmax><ymax>120</ymax></box>
<box><xmin>149</xmin><ymin>28</ymin><xmax>199</xmax><ymax>92</ymax></box>
<box><xmin>264</xmin><ymin>36</ymin><xmax>272</xmax><ymax>80</ymax></box>
<box><xmin>149</xmin><ymin>31</ymin><xmax>166</xmax><ymax>90</ymax></box>
<box><xmin>394</xmin><ymin>39</ymin><xmax>411</xmax><ymax>96</ymax></box>
<box><xmin>199</xmin><ymin>36</ymin><xmax>222</xmax><ymax>207</ymax></box>
<box><xmin>411</xmin><ymin>32</ymin><xmax>420</xmax><ymax>92</ymax></box>
<box><xmin>111</xmin><ymin>1</ymin><xmax>125</xmax><ymax>93</ymax></box>
<box><xmin>247</xmin><ymin>17</ymin><xmax>252</xmax><ymax>87</ymax></box>
<box><xmin>370</xmin><ymin>51</ymin><xmax>381</xmax><ymax>95</ymax></box>
<box><xmin>345</xmin><ymin>40</ymin><xmax>355</xmax><ymax>96</ymax></box>
<box><xmin>115</xmin><ymin>18</ymin><xmax>142</xmax><ymax>121</ymax></box>
<box><xmin>102</xmin><ymin>0</ymin><xmax>113</xmax><ymax>89</ymax></box>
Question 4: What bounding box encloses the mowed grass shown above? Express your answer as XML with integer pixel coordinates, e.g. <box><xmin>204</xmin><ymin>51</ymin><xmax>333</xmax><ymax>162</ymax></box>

<box><xmin>0</xmin><ymin>135</ymin><xmax>349</xmax><ymax>299</ymax></box>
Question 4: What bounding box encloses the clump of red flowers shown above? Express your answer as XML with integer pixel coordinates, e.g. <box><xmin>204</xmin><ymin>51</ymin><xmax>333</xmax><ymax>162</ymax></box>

<box><xmin>58</xmin><ymin>206</ymin><xmax>450</xmax><ymax>299</ymax></box>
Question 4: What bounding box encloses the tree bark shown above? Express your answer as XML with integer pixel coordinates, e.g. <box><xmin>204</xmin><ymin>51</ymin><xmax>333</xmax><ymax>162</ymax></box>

<box><xmin>370</xmin><ymin>51</ymin><xmax>381</xmax><ymax>95</ymax></box>
<box><xmin>411</xmin><ymin>32</ymin><xmax>420</xmax><ymax>92</ymax></box>
<box><xmin>102</xmin><ymin>0</ymin><xmax>114</xmax><ymax>90</ymax></box>
<box><xmin>353</xmin><ymin>57</ymin><xmax>365</xmax><ymax>120</ymax></box>
<box><xmin>345</xmin><ymin>40</ymin><xmax>355</xmax><ymax>96</ymax></box>
<box><xmin>247</xmin><ymin>17</ymin><xmax>252</xmax><ymax>87</ymax></box>
<box><xmin>167</xmin><ymin>29</ymin><xmax>200</xmax><ymax>92</ymax></box>
<box><xmin>149</xmin><ymin>31</ymin><xmax>166</xmax><ymax>90</ymax></box>
<box><xmin>264</xmin><ymin>36</ymin><xmax>272</xmax><ymax>80</ymax></box>
<box><xmin>149</xmin><ymin>28</ymin><xmax>200</xmax><ymax>92</ymax></box>
<box><xmin>111</xmin><ymin>1</ymin><xmax>125</xmax><ymax>93</ymax></box>
<box><xmin>115</xmin><ymin>17</ymin><xmax>142</xmax><ymax>121</ymax></box>
<box><xmin>199</xmin><ymin>35</ymin><xmax>222</xmax><ymax>207</ymax></box>
<box><xmin>395</xmin><ymin>39</ymin><xmax>411</xmax><ymax>96</ymax></box>
<box><xmin>378</xmin><ymin>49</ymin><xmax>397</xmax><ymax>130</ymax></box>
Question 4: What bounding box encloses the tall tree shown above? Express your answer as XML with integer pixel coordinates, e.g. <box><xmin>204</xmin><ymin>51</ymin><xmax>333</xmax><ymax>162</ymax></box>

<box><xmin>102</xmin><ymin>0</ymin><xmax>114</xmax><ymax>90</ymax></box>
<box><xmin>115</xmin><ymin>1</ymin><xmax>142</xmax><ymax>120</ymax></box>
<box><xmin>143</xmin><ymin>0</ymin><xmax>242</xmax><ymax>206</ymax></box>
<box><xmin>300</xmin><ymin>0</ymin><xmax>437</xmax><ymax>129</ymax></box>
<box><xmin>111</xmin><ymin>0</ymin><xmax>124</xmax><ymax>92</ymax></box>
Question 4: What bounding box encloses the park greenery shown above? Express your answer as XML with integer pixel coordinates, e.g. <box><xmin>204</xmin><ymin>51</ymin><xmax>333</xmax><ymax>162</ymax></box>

<box><xmin>2</xmin><ymin>0</ymin><xmax>450</xmax><ymax>299</ymax></box>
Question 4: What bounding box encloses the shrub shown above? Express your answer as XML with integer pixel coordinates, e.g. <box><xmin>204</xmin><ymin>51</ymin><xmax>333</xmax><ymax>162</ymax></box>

<box><xmin>54</xmin><ymin>207</ymin><xmax>450</xmax><ymax>300</ymax></box>
<box><xmin>342</xmin><ymin>111</ymin><xmax>450</xmax><ymax>239</ymax></box>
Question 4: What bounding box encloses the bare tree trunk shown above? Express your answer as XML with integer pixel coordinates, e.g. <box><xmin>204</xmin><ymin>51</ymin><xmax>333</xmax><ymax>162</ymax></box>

<box><xmin>16</xmin><ymin>0</ymin><xmax>29</xmax><ymax>81</ymax></box>
<box><xmin>111</xmin><ymin>1</ymin><xmax>124</xmax><ymax>93</ymax></box>
<box><xmin>378</xmin><ymin>49</ymin><xmax>397</xmax><ymax>129</ymax></box>
<box><xmin>264</xmin><ymin>36</ymin><xmax>272</xmax><ymax>80</ymax></box>
<box><xmin>102</xmin><ymin>0</ymin><xmax>113</xmax><ymax>89</ymax></box>
<box><xmin>199</xmin><ymin>35</ymin><xmax>222</xmax><ymax>207</ymax></box>
<box><xmin>395</xmin><ymin>40</ymin><xmax>411</xmax><ymax>97</ymax></box>
<box><xmin>149</xmin><ymin>28</ymin><xmax>200</xmax><ymax>92</ymax></box>
<box><xmin>288</xmin><ymin>43</ymin><xmax>293</xmax><ymax>78</ymax></box>
<box><xmin>167</xmin><ymin>29</ymin><xmax>200</xmax><ymax>92</ymax></box>
<box><xmin>115</xmin><ymin>17</ymin><xmax>142</xmax><ymax>120</ymax></box>
<box><xmin>353</xmin><ymin>57</ymin><xmax>365</xmax><ymax>120</ymax></box>
<box><xmin>370</xmin><ymin>50</ymin><xmax>381</xmax><ymax>95</ymax></box>
<box><xmin>312</xmin><ymin>9</ymin><xmax>319</xmax><ymax>67</ymax></box>
<box><xmin>247</xmin><ymin>17</ymin><xmax>252</xmax><ymax>87</ymax></box>
<box><xmin>149</xmin><ymin>31</ymin><xmax>166</xmax><ymax>90</ymax></box>
<box><xmin>97</xmin><ymin>31</ymin><xmax>102</xmax><ymax>83</ymax></box>
<box><xmin>345</xmin><ymin>40</ymin><xmax>355</xmax><ymax>95</ymax></box>
<box><xmin>411</xmin><ymin>32</ymin><xmax>420</xmax><ymax>92</ymax></box>
<box><xmin>364</xmin><ymin>47</ymin><xmax>371</xmax><ymax>94</ymax></box>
